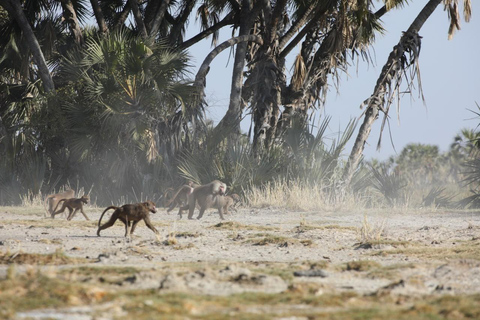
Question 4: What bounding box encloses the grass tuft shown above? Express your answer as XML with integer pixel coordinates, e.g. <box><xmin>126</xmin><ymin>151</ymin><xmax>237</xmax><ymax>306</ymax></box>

<box><xmin>0</xmin><ymin>249</ymin><xmax>90</xmax><ymax>265</ymax></box>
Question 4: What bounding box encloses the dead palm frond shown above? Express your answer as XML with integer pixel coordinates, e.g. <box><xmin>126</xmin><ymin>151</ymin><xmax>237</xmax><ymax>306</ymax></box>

<box><xmin>291</xmin><ymin>53</ymin><xmax>306</xmax><ymax>91</ymax></box>
<box><xmin>444</xmin><ymin>0</ymin><xmax>472</xmax><ymax>40</ymax></box>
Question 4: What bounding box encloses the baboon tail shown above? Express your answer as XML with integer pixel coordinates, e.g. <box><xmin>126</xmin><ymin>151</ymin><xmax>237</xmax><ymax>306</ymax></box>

<box><xmin>98</xmin><ymin>206</ymin><xmax>119</xmax><ymax>227</ymax></box>
<box><xmin>52</xmin><ymin>198</ymin><xmax>66</xmax><ymax>214</ymax></box>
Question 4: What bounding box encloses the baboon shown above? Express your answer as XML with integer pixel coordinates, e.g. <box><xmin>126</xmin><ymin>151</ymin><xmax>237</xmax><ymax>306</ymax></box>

<box><xmin>97</xmin><ymin>201</ymin><xmax>159</xmax><ymax>238</ymax></box>
<box><xmin>166</xmin><ymin>181</ymin><xmax>199</xmax><ymax>213</ymax></box>
<box><xmin>44</xmin><ymin>189</ymin><xmax>75</xmax><ymax>217</ymax></box>
<box><xmin>161</xmin><ymin>187</ymin><xmax>174</xmax><ymax>207</ymax></box>
<box><xmin>229</xmin><ymin>193</ymin><xmax>241</xmax><ymax>207</ymax></box>
<box><xmin>178</xmin><ymin>180</ymin><xmax>227</xmax><ymax>220</ymax></box>
<box><xmin>51</xmin><ymin>195</ymin><xmax>90</xmax><ymax>221</ymax></box>
<box><xmin>220</xmin><ymin>195</ymin><xmax>237</xmax><ymax>214</ymax></box>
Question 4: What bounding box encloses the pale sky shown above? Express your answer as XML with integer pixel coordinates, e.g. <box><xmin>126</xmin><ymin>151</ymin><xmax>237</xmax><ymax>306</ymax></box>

<box><xmin>188</xmin><ymin>1</ymin><xmax>479</xmax><ymax>160</ymax></box>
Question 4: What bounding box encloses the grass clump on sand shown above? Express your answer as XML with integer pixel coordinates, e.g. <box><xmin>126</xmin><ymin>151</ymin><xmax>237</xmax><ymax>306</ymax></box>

<box><xmin>294</xmin><ymin>223</ymin><xmax>356</xmax><ymax>233</ymax></box>
<box><xmin>244</xmin><ymin>233</ymin><xmax>314</xmax><ymax>247</ymax></box>
<box><xmin>210</xmin><ymin>221</ymin><xmax>277</xmax><ymax>231</ymax></box>
<box><xmin>0</xmin><ymin>266</ymin><xmax>112</xmax><ymax>318</ymax></box>
<box><xmin>118</xmin><ymin>290</ymin><xmax>480</xmax><ymax>320</ymax></box>
<box><xmin>3</xmin><ymin>218</ymin><xmax>96</xmax><ymax>229</ymax></box>
<box><xmin>373</xmin><ymin>238</ymin><xmax>480</xmax><ymax>261</ymax></box>
<box><xmin>341</xmin><ymin>260</ymin><xmax>382</xmax><ymax>272</ymax></box>
<box><xmin>61</xmin><ymin>266</ymin><xmax>140</xmax><ymax>277</ymax></box>
<box><xmin>0</xmin><ymin>249</ymin><xmax>90</xmax><ymax>265</ymax></box>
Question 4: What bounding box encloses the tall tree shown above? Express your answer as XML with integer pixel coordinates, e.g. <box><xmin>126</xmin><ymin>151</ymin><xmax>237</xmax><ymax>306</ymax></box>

<box><xmin>0</xmin><ymin>0</ymin><xmax>55</xmax><ymax>92</ymax></box>
<box><xmin>59</xmin><ymin>0</ymin><xmax>84</xmax><ymax>45</ymax></box>
<box><xmin>343</xmin><ymin>0</ymin><xmax>471</xmax><ymax>187</ymax></box>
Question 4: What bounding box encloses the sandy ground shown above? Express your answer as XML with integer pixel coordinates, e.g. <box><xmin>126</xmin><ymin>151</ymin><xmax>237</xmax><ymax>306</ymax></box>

<box><xmin>1</xmin><ymin>205</ymin><xmax>480</xmax><ymax>318</ymax></box>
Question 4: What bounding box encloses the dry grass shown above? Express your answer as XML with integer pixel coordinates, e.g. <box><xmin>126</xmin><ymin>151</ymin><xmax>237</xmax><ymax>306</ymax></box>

<box><xmin>0</xmin><ymin>206</ymin><xmax>46</xmax><ymax>216</ymax></box>
<box><xmin>0</xmin><ymin>266</ymin><xmax>112</xmax><ymax>318</ymax></box>
<box><xmin>169</xmin><ymin>231</ymin><xmax>202</xmax><ymax>238</ymax></box>
<box><xmin>2</xmin><ymin>263</ymin><xmax>480</xmax><ymax>319</ymax></box>
<box><xmin>373</xmin><ymin>238</ymin><xmax>480</xmax><ymax>261</ymax></box>
<box><xmin>244</xmin><ymin>180</ymin><xmax>360</xmax><ymax>211</ymax></box>
<box><xmin>342</xmin><ymin>260</ymin><xmax>382</xmax><ymax>272</ymax></box>
<box><xmin>2</xmin><ymin>218</ymin><xmax>96</xmax><ymax>229</ymax></box>
<box><xmin>210</xmin><ymin>221</ymin><xmax>278</xmax><ymax>231</ymax></box>
<box><xmin>293</xmin><ymin>223</ymin><xmax>356</xmax><ymax>233</ymax></box>
<box><xmin>358</xmin><ymin>213</ymin><xmax>386</xmax><ymax>243</ymax></box>
<box><xmin>244</xmin><ymin>233</ymin><xmax>314</xmax><ymax>247</ymax></box>
<box><xmin>0</xmin><ymin>249</ymin><xmax>90</xmax><ymax>265</ymax></box>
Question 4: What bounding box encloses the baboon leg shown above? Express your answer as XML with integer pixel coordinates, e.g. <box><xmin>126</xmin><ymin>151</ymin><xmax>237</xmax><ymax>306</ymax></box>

<box><xmin>67</xmin><ymin>208</ymin><xmax>77</xmax><ymax>221</ymax></box>
<box><xmin>187</xmin><ymin>200</ymin><xmax>196</xmax><ymax>220</ymax></box>
<box><xmin>124</xmin><ymin>216</ymin><xmax>131</xmax><ymax>238</ymax></box>
<box><xmin>196</xmin><ymin>207</ymin><xmax>206</xmax><ymax>220</ymax></box>
<box><xmin>130</xmin><ymin>221</ymin><xmax>140</xmax><ymax>235</ymax></box>
<box><xmin>144</xmin><ymin>216</ymin><xmax>159</xmax><ymax>234</ymax></box>
<box><xmin>51</xmin><ymin>204</ymin><xmax>67</xmax><ymax>219</ymax></box>
<box><xmin>178</xmin><ymin>204</ymin><xmax>189</xmax><ymax>219</ymax></box>
<box><xmin>80</xmin><ymin>208</ymin><xmax>90</xmax><ymax>221</ymax></box>
<box><xmin>217</xmin><ymin>207</ymin><xmax>226</xmax><ymax>220</ymax></box>
<box><xmin>97</xmin><ymin>215</ymin><xmax>119</xmax><ymax>236</ymax></box>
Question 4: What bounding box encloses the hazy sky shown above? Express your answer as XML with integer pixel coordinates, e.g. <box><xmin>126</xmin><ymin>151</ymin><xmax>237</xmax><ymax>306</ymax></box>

<box><xmin>187</xmin><ymin>2</ymin><xmax>479</xmax><ymax>160</ymax></box>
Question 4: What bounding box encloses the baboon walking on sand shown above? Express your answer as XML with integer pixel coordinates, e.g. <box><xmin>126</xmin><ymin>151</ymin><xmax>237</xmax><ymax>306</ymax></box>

<box><xmin>178</xmin><ymin>180</ymin><xmax>227</xmax><ymax>220</ymax></box>
<box><xmin>51</xmin><ymin>195</ymin><xmax>90</xmax><ymax>221</ymax></box>
<box><xmin>97</xmin><ymin>201</ymin><xmax>159</xmax><ymax>238</ymax></box>
<box><xmin>44</xmin><ymin>189</ymin><xmax>75</xmax><ymax>218</ymax></box>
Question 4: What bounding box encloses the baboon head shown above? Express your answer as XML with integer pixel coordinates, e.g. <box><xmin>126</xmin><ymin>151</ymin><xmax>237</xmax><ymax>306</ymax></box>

<box><xmin>211</xmin><ymin>180</ymin><xmax>226</xmax><ymax>196</ymax></box>
<box><xmin>81</xmin><ymin>195</ymin><xmax>89</xmax><ymax>204</ymax></box>
<box><xmin>144</xmin><ymin>201</ymin><xmax>157</xmax><ymax>213</ymax></box>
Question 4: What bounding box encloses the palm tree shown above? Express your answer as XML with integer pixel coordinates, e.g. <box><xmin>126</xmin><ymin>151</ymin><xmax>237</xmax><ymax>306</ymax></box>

<box><xmin>0</xmin><ymin>0</ymin><xmax>55</xmax><ymax>92</ymax></box>
<box><xmin>60</xmin><ymin>29</ymin><xmax>197</xmax><ymax>162</ymax></box>
<box><xmin>343</xmin><ymin>0</ymin><xmax>471</xmax><ymax>187</ymax></box>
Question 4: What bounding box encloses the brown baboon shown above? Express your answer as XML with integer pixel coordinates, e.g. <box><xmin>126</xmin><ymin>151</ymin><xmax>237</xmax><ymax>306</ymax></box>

<box><xmin>221</xmin><ymin>195</ymin><xmax>237</xmax><ymax>214</ymax></box>
<box><xmin>44</xmin><ymin>189</ymin><xmax>75</xmax><ymax>217</ymax></box>
<box><xmin>161</xmin><ymin>187</ymin><xmax>175</xmax><ymax>207</ymax></box>
<box><xmin>178</xmin><ymin>180</ymin><xmax>227</xmax><ymax>220</ymax></box>
<box><xmin>97</xmin><ymin>201</ymin><xmax>159</xmax><ymax>237</ymax></box>
<box><xmin>51</xmin><ymin>195</ymin><xmax>90</xmax><ymax>221</ymax></box>
<box><xmin>166</xmin><ymin>181</ymin><xmax>199</xmax><ymax>213</ymax></box>
<box><xmin>229</xmin><ymin>193</ymin><xmax>241</xmax><ymax>207</ymax></box>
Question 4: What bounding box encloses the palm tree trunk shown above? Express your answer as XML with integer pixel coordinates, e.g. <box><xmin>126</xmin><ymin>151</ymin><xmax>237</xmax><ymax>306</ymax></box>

<box><xmin>128</xmin><ymin>0</ymin><xmax>148</xmax><ymax>39</ymax></box>
<box><xmin>194</xmin><ymin>35</ymin><xmax>263</xmax><ymax>145</ymax></box>
<box><xmin>0</xmin><ymin>0</ymin><xmax>55</xmax><ymax>92</ymax></box>
<box><xmin>195</xmin><ymin>35</ymin><xmax>264</xmax><ymax>87</ymax></box>
<box><xmin>177</xmin><ymin>11</ymin><xmax>235</xmax><ymax>50</ymax></box>
<box><xmin>168</xmin><ymin>0</ymin><xmax>195</xmax><ymax>45</ymax></box>
<box><xmin>60</xmin><ymin>0</ymin><xmax>84</xmax><ymax>45</ymax></box>
<box><xmin>147</xmin><ymin>0</ymin><xmax>171</xmax><ymax>45</ymax></box>
<box><xmin>342</xmin><ymin>0</ymin><xmax>443</xmax><ymax>187</ymax></box>
<box><xmin>114</xmin><ymin>2</ymin><xmax>131</xmax><ymax>30</ymax></box>
<box><xmin>90</xmin><ymin>0</ymin><xmax>108</xmax><ymax>35</ymax></box>
<box><xmin>213</xmin><ymin>0</ymin><xmax>259</xmax><ymax>140</ymax></box>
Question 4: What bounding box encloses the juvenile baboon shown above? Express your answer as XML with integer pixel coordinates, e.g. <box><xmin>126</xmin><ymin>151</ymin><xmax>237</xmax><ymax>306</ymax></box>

<box><xmin>221</xmin><ymin>195</ymin><xmax>237</xmax><ymax>214</ymax></box>
<box><xmin>97</xmin><ymin>201</ymin><xmax>159</xmax><ymax>238</ymax></box>
<box><xmin>178</xmin><ymin>180</ymin><xmax>227</xmax><ymax>220</ymax></box>
<box><xmin>51</xmin><ymin>195</ymin><xmax>90</xmax><ymax>221</ymax></box>
<box><xmin>166</xmin><ymin>181</ymin><xmax>199</xmax><ymax>213</ymax></box>
<box><xmin>161</xmin><ymin>187</ymin><xmax>174</xmax><ymax>207</ymax></box>
<box><xmin>44</xmin><ymin>189</ymin><xmax>75</xmax><ymax>217</ymax></box>
<box><xmin>229</xmin><ymin>193</ymin><xmax>241</xmax><ymax>207</ymax></box>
